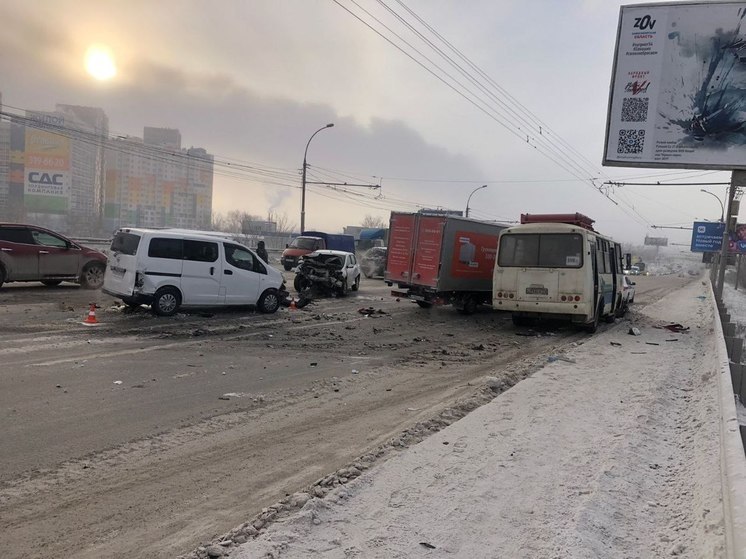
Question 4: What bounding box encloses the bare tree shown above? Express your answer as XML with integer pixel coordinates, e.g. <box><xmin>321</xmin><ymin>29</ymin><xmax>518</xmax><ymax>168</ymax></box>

<box><xmin>361</xmin><ymin>214</ymin><xmax>387</xmax><ymax>228</ymax></box>
<box><xmin>267</xmin><ymin>211</ymin><xmax>296</xmax><ymax>234</ymax></box>
<box><xmin>211</xmin><ymin>212</ymin><xmax>228</xmax><ymax>232</ymax></box>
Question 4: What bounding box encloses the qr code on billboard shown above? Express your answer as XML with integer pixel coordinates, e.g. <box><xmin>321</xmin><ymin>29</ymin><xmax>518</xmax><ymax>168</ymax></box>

<box><xmin>617</xmin><ymin>129</ymin><xmax>645</xmax><ymax>154</ymax></box>
<box><xmin>621</xmin><ymin>97</ymin><xmax>649</xmax><ymax>122</ymax></box>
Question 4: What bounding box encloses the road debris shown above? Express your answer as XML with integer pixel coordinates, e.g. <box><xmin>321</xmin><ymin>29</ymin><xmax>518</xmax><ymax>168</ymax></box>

<box><xmin>628</xmin><ymin>327</ymin><xmax>641</xmax><ymax>336</ymax></box>
<box><xmin>660</xmin><ymin>323</ymin><xmax>690</xmax><ymax>333</ymax></box>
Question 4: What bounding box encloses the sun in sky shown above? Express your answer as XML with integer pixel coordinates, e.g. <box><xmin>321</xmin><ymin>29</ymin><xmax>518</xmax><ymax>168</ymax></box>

<box><xmin>84</xmin><ymin>45</ymin><xmax>117</xmax><ymax>81</ymax></box>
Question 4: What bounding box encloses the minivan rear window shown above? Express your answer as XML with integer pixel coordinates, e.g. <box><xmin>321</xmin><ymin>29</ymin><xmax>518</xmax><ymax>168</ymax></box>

<box><xmin>111</xmin><ymin>232</ymin><xmax>141</xmax><ymax>255</ymax></box>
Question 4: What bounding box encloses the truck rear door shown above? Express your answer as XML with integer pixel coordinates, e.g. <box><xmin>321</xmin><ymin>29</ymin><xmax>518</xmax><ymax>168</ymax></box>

<box><xmin>411</xmin><ymin>215</ymin><xmax>446</xmax><ymax>287</ymax></box>
<box><xmin>385</xmin><ymin>213</ymin><xmax>417</xmax><ymax>285</ymax></box>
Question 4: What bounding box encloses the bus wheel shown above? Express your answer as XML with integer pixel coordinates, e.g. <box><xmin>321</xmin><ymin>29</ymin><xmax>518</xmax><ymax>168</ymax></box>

<box><xmin>416</xmin><ymin>301</ymin><xmax>433</xmax><ymax>309</ymax></box>
<box><xmin>512</xmin><ymin>314</ymin><xmax>530</xmax><ymax>327</ymax></box>
<box><xmin>585</xmin><ymin>302</ymin><xmax>602</xmax><ymax>333</ymax></box>
<box><xmin>604</xmin><ymin>309</ymin><xmax>616</xmax><ymax>323</ymax></box>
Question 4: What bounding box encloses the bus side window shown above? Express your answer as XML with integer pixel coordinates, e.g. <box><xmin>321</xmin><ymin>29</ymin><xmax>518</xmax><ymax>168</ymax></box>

<box><xmin>603</xmin><ymin>241</ymin><xmax>611</xmax><ymax>273</ymax></box>
<box><xmin>596</xmin><ymin>240</ymin><xmax>605</xmax><ymax>273</ymax></box>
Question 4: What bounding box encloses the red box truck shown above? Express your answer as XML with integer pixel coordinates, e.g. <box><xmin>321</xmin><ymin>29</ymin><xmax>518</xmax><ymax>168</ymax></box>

<box><xmin>385</xmin><ymin>212</ymin><xmax>507</xmax><ymax>313</ymax></box>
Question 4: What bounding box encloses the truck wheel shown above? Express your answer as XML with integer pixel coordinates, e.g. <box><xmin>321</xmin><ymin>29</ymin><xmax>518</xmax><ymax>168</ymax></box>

<box><xmin>283</xmin><ymin>263</ymin><xmax>292</xmax><ymax>271</ymax></box>
<box><xmin>457</xmin><ymin>296</ymin><xmax>477</xmax><ymax>315</ymax></box>
<box><xmin>152</xmin><ymin>287</ymin><xmax>181</xmax><ymax>317</ymax></box>
<box><xmin>257</xmin><ymin>289</ymin><xmax>280</xmax><ymax>313</ymax></box>
<box><xmin>416</xmin><ymin>301</ymin><xmax>432</xmax><ymax>309</ymax></box>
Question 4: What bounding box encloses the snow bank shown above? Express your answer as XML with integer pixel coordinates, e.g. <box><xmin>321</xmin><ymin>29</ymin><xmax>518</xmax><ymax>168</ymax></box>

<box><xmin>233</xmin><ymin>280</ymin><xmax>730</xmax><ymax>559</ymax></box>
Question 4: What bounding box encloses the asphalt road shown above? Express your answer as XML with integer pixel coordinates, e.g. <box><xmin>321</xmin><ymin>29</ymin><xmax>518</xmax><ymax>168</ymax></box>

<box><xmin>0</xmin><ymin>273</ymin><xmax>691</xmax><ymax>559</ymax></box>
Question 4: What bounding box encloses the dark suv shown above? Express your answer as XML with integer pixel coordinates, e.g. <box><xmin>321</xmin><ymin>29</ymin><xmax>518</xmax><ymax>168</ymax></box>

<box><xmin>0</xmin><ymin>224</ymin><xmax>107</xmax><ymax>289</ymax></box>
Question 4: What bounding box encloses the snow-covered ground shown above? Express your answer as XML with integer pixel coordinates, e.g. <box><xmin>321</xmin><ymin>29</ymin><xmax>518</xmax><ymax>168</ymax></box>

<box><xmin>230</xmin><ymin>278</ymin><xmax>743</xmax><ymax>559</ymax></box>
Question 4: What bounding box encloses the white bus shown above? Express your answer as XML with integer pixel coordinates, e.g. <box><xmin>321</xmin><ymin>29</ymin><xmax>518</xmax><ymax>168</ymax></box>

<box><xmin>492</xmin><ymin>214</ymin><xmax>625</xmax><ymax>332</ymax></box>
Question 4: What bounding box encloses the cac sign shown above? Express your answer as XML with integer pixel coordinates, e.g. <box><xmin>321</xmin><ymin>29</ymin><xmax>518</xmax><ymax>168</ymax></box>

<box><xmin>691</xmin><ymin>221</ymin><xmax>725</xmax><ymax>253</ymax></box>
<box><xmin>24</xmin><ymin>168</ymin><xmax>70</xmax><ymax>197</ymax></box>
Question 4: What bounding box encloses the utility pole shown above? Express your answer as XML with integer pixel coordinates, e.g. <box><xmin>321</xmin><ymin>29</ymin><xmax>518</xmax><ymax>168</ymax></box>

<box><xmin>715</xmin><ymin>171</ymin><xmax>746</xmax><ymax>302</ymax></box>
<box><xmin>300</xmin><ymin>123</ymin><xmax>334</xmax><ymax>233</ymax></box>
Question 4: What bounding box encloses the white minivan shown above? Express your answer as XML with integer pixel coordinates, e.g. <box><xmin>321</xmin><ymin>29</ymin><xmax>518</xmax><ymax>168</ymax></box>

<box><xmin>103</xmin><ymin>228</ymin><xmax>288</xmax><ymax>316</ymax></box>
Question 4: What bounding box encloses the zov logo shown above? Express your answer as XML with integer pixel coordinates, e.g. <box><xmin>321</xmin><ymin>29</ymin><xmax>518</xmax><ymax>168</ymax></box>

<box><xmin>633</xmin><ymin>15</ymin><xmax>656</xmax><ymax>30</ymax></box>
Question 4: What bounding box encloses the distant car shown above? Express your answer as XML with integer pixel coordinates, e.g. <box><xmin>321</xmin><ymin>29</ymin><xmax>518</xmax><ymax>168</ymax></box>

<box><xmin>293</xmin><ymin>250</ymin><xmax>361</xmax><ymax>296</ymax></box>
<box><xmin>0</xmin><ymin>223</ymin><xmax>107</xmax><ymax>289</ymax></box>
<box><xmin>361</xmin><ymin>247</ymin><xmax>387</xmax><ymax>278</ymax></box>
<box><xmin>618</xmin><ymin>275</ymin><xmax>636</xmax><ymax>315</ymax></box>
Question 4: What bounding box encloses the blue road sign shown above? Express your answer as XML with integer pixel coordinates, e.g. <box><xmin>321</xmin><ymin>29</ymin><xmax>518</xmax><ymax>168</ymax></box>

<box><xmin>691</xmin><ymin>221</ymin><xmax>725</xmax><ymax>252</ymax></box>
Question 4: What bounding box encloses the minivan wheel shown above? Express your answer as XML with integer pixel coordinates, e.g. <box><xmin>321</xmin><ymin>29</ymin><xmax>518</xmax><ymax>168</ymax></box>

<box><xmin>258</xmin><ymin>289</ymin><xmax>280</xmax><ymax>313</ymax></box>
<box><xmin>153</xmin><ymin>287</ymin><xmax>181</xmax><ymax>317</ymax></box>
<box><xmin>351</xmin><ymin>275</ymin><xmax>360</xmax><ymax>291</ymax></box>
<box><xmin>80</xmin><ymin>262</ymin><xmax>105</xmax><ymax>289</ymax></box>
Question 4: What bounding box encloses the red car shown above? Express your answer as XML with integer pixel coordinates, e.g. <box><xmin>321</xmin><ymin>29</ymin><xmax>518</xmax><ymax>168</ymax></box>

<box><xmin>0</xmin><ymin>223</ymin><xmax>107</xmax><ymax>289</ymax></box>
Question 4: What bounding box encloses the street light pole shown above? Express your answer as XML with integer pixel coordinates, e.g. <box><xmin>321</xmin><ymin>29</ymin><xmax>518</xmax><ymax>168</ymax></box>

<box><xmin>301</xmin><ymin>123</ymin><xmax>334</xmax><ymax>232</ymax></box>
<box><xmin>700</xmin><ymin>188</ymin><xmax>725</xmax><ymax>222</ymax></box>
<box><xmin>465</xmin><ymin>184</ymin><xmax>488</xmax><ymax>218</ymax></box>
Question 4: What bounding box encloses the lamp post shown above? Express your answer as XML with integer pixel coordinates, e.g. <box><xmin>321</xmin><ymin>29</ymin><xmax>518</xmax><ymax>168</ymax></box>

<box><xmin>700</xmin><ymin>188</ymin><xmax>725</xmax><ymax>222</ymax></box>
<box><xmin>465</xmin><ymin>184</ymin><xmax>487</xmax><ymax>218</ymax></box>
<box><xmin>301</xmin><ymin>123</ymin><xmax>334</xmax><ymax>232</ymax></box>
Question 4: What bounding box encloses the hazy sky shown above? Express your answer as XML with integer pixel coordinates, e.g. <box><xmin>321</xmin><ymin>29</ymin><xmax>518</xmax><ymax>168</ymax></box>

<box><xmin>0</xmin><ymin>0</ymin><xmax>735</xmax><ymax>244</ymax></box>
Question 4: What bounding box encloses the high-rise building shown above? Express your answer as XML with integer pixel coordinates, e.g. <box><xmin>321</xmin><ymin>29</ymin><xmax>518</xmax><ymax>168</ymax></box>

<box><xmin>143</xmin><ymin>127</ymin><xmax>181</xmax><ymax>150</ymax></box>
<box><xmin>103</xmin><ymin>128</ymin><xmax>213</xmax><ymax>231</ymax></box>
<box><xmin>0</xmin><ymin>98</ymin><xmax>213</xmax><ymax>235</ymax></box>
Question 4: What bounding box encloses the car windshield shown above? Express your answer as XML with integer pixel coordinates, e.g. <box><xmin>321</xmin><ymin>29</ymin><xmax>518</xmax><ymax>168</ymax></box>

<box><xmin>290</xmin><ymin>237</ymin><xmax>319</xmax><ymax>250</ymax></box>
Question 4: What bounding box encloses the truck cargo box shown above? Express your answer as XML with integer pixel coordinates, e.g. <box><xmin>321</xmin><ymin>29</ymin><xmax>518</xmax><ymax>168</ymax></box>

<box><xmin>385</xmin><ymin>212</ymin><xmax>507</xmax><ymax>311</ymax></box>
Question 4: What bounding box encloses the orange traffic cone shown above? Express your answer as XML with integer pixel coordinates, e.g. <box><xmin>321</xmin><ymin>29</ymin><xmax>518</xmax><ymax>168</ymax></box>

<box><xmin>83</xmin><ymin>303</ymin><xmax>99</xmax><ymax>325</ymax></box>
<box><xmin>289</xmin><ymin>298</ymin><xmax>297</xmax><ymax>311</ymax></box>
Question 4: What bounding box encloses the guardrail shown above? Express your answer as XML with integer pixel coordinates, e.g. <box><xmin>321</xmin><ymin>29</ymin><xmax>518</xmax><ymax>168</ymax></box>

<box><xmin>711</xmin><ymin>284</ymin><xmax>746</xmax><ymax>559</ymax></box>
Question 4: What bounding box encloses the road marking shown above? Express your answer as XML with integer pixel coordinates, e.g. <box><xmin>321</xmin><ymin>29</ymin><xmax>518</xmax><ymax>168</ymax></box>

<box><xmin>29</xmin><ymin>311</ymin><xmax>405</xmax><ymax>367</ymax></box>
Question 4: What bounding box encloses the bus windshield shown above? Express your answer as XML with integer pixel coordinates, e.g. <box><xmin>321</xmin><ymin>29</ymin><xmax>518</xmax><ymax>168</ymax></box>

<box><xmin>498</xmin><ymin>233</ymin><xmax>583</xmax><ymax>268</ymax></box>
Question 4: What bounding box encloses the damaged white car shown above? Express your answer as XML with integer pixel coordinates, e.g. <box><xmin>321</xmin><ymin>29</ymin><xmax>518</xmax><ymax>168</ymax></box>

<box><xmin>293</xmin><ymin>250</ymin><xmax>361</xmax><ymax>296</ymax></box>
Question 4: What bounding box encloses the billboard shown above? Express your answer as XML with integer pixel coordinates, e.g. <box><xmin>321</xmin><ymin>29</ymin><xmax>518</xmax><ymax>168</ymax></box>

<box><xmin>729</xmin><ymin>223</ymin><xmax>746</xmax><ymax>252</ymax></box>
<box><xmin>644</xmin><ymin>235</ymin><xmax>668</xmax><ymax>246</ymax></box>
<box><xmin>24</xmin><ymin>126</ymin><xmax>70</xmax><ymax>213</ymax></box>
<box><xmin>604</xmin><ymin>2</ymin><xmax>746</xmax><ymax>170</ymax></box>
<box><xmin>691</xmin><ymin>221</ymin><xmax>725</xmax><ymax>252</ymax></box>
